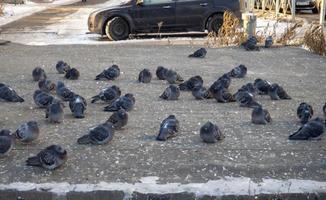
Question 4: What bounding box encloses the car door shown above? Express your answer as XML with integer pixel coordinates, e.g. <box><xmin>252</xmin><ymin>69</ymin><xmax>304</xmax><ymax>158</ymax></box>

<box><xmin>132</xmin><ymin>0</ymin><xmax>176</xmax><ymax>32</ymax></box>
<box><xmin>175</xmin><ymin>0</ymin><xmax>213</xmax><ymax>31</ymax></box>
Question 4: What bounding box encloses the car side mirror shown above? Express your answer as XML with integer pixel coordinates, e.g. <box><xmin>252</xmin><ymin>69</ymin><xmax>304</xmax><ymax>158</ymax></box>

<box><xmin>136</xmin><ymin>0</ymin><xmax>143</xmax><ymax>6</ymax></box>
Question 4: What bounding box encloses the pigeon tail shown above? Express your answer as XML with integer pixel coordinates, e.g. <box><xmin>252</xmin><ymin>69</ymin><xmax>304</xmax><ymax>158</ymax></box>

<box><xmin>26</xmin><ymin>156</ymin><xmax>41</xmax><ymax>166</ymax></box>
<box><xmin>77</xmin><ymin>135</ymin><xmax>92</xmax><ymax>144</ymax></box>
<box><xmin>103</xmin><ymin>105</ymin><xmax>118</xmax><ymax>112</ymax></box>
<box><xmin>91</xmin><ymin>95</ymin><xmax>100</xmax><ymax>103</ymax></box>
<box><xmin>95</xmin><ymin>73</ymin><xmax>105</xmax><ymax>80</ymax></box>
<box><xmin>15</xmin><ymin>96</ymin><xmax>25</xmax><ymax>102</ymax></box>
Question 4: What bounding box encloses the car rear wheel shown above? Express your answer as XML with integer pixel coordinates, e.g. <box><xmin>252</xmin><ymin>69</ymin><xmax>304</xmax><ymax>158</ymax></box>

<box><xmin>207</xmin><ymin>14</ymin><xmax>223</xmax><ymax>33</ymax></box>
<box><xmin>105</xmin><ymin>17</ymin><xmax>130</xmax><ymax>41</ymax></box>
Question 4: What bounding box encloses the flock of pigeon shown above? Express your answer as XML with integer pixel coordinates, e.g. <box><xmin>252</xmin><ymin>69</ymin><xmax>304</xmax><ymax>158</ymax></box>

<box><xmin>0</xmin><ymin>46</ymin><xmax>325</xmax><ymax>171</ymax></box>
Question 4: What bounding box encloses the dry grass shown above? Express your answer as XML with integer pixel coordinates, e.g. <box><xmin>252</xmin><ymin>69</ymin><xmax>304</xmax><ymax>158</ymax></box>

<box><xmin>276</xmin><ymin>22</ymin><xmax>302</xmax><ymax>45</ymax></box>
<box><xmin>304</xmin><ymin>25</ymin><xmax>326</xmax><ymax>56</ymax></box>
<box><xmin>0</xmin><ymin>0</ymin><xmax>4</xmax><ymax>16</ymax></box>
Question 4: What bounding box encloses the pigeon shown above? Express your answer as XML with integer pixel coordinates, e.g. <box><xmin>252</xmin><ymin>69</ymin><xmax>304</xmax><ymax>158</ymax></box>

<box><xmin>297</xmin><ymin>102</ymin><xmax>314</xmax><ymax>124</ymax></box>
<box><xmin>254</xmin><ymin>78</ymin><xmax>272</xmax><ymax>95</ymax></box>
<box><xmin>26</xmin><ymin>145</ymin><xmax>67</xmax><ymax>170</ymax></box>
<box><xmin>323</xmin><ymin>103</ymin><xmax>326</xmax><ymax>118</ymax></box>
<box><xmin>289</xmin><ymin>118</ymin><xmax>325</xmax><ymax>140</ymax></box>
<box><xmin>200</xmin><ymin>121</ymin><xmax>224</xmax><ymax>143</ymax></box>
<box><xmin>268</xmin><ymin>83</ymin><xmax>291</xmax><ymax>100</ymax></box>
<box><xmin>265</xmin><ymin>36</ymin><xmax>273</xmax><ymax>48</ymax></box>
<box><xmin>106</xmin><ymin>109</ymin><xmax>128</xmax><ymax>129</ymax></box>
<box><xmin>156</xmin><ymin>115</ymin><xmax>179</xmax><ymax>141</ymax></box>
<box><xmin>242</xmin><ymin>35</ymin><xmax>259</xmax><ymax>51</ymax></box>
<box><xmin>235</xmin><ymin>91</ymin><xmax>261</xmax><ymax>108</ymax></box>
<box><xmin>56</xmin><ymin>81</ymin><xmax>75</xmax><ymax>101</ymax></box>
<box><xmin>77</xmin><ymin>122</ymin><xmax>114</xmax><ymax>145</ymax></box>
<box><xmin>104</xmin><ymin>93</ymin><xmax>135</xmax><ymax>112</ymax></box>
<box><xmin>160</xmin><ymin>85</ymin><xmax>180</xmax><ymax>100</ymax></box>
<box><xmin>209</xmin><ymin>74</ymin><xmax>231</xmax><ymax>94</ymax></box>
<box><xmin>69</xmin><ymin>95</ymin><xmax>87</xmax><ymax>118</ymax></box>
<box><xmin>38</xmin><ymin>79</ymin><xmax>56</xmax><ymax>93</ymax></box>
<box><xmin>15</xmin><ymin>121</ymin><xmax>39</xmax><ymax>143</ymax></box>
<box><xmin>33</xmin><ymin>90</ymin><xmax>55</xmax><ymax>108</ymax></box>
<box><xmin>251</xmin><ymin>106</ymin><xmax>272</xmax><ymax>125</ymax></box>
<box><xmin>138</xmin><ymin>69</ymin><xmax>152</xmax><ymax>83</ymax></box>
<box><xmin>91</xmin><ymin>85</ymin><xmax>121</xmax><ymax>104</ymax></box>
<box><xmin>192</xmin><ymin>86</ymin><xmax>211</xmax><ymax>100</ymax></box>
<box><xmin>56</xmin><ymin>60</ymin><xmax>71</xmax><ymax>74</ymax></box>
<box><xmin>165</xmin><ymin>69</ymin><xmax>184</xmax><ymax>84</ymax></box>
<box><xmin>0</xmin><ymin>83</ymin><xmax>24</xmax><ymax>102</ymax></box>
<box><xmin>46</xmin><ymin>100</ymin><xmax>64</xmax><ymax>123</ymax></box>
<box><xmin>238</xmin><ymin>83</ymin><xmax>256</xmax><ymax>96</ymax></box>
<box><xmin>212</xmin><ymin>87</ymin><xmax>235</xmax><ymax>103</ymax></box>
<box><xmin>65</xmin><ymin>68</ymin><xmax>80</xmax><ymax>80</ymax></box>
<box><xmin>156</xmin><ymin>66</ymin><xmax>169</xmax><ymax>80</ymax></box>
<box><xmin>188</xmin><ymin>48</ymin><xmax>207</xmax><ymax>58</ymax></box>
<box><xmin>32</xmin><ymin>67</ymin><xmax>47</xmax><ymax>82</ymax></box>
<box><xmin>95</xmin><ymin>65</ymin><xmax>120</xmax><ymax>81</ymax></box>
<box><xmin>228</xmin><ymin>64</ymin><xmax>247</xmax><ymax>78</ymax></box>
<box><xmin>179</xmin><ymin>76</ymin><xmax>203</xmax><ymax>91</ymax></box>
<box><xmin>0</xmin><ymin>129</ymin><xmax>14</xmax><ymax>157</ymax></box>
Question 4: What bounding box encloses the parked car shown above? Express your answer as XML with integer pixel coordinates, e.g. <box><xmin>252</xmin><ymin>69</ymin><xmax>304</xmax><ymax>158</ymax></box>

<box><xmin>295</xmin><ymin>0</ymin><xmax>322</xmax><ymax>13</ymax></box>
<box><xmin>88</xmin><ymin>0</ymin><xmax>241</xmax><ymax>41</ymax></box>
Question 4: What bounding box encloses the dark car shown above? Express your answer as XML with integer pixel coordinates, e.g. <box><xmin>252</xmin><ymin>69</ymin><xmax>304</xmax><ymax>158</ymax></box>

<box><xmin>88</xmin><ymin>0</ymin><xmax>241</xmax><ymax>41</ymax></box>
<box><xmin>295</xmin><ymin>0</ymin><xmax>321</xmax><ymax>13</ymax></box>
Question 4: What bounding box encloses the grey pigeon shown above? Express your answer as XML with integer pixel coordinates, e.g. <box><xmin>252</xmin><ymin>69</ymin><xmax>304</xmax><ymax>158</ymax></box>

<box><xmin>237</xmin><ymin>83</ymin><xmax>256</xmax><ymax>96</ymax></box>
<box><xmin>188</xmin><ymin>48</ymin><xmax>207</xmax><ymax>58</ymax></box>
<box><xmin>165</xmin><ymin>69</ymin><xmax>184</xmax><ymax>84</ymax></box>
<box><xmin>200</xmin><ymin>121</ymin><xmax>224</xmax><ymax>143</ymax></box>
<box><xmin>235</xmin><ymin>91</ymin><xmax>261</xmax><ymax>108</ymax></box>
<box><xmin>95</xmin><ymin>65</ymin><xmax>120</xmax><ymax>81</ymax></box>
<box><xmin>32</xmin><ymin>67</ymin><xmax>47</xmax><ymax>81</ymax></box>
<box><xmin>268</xmin><ymin>83</ymin><xmax>291</xmax><ymax>100</ymax></box>
<box><xmin>69</xmin><ymin>95</ymin><xmax>87</xmax><ymax>118</ymax></box>
<box><xmin>138</xmin><ymin>69</ymin><xmax>152</xmax><ymax>83</ymax></box>
<box><xmin>160</xmin><ymin>85</ymin><xmax>180</xmax><ymax>100</ymax></box>
<box><xmin>77</xmin><ymin>122</ymin><xmax>114</xmax><ymax>145</ymax></box>
<box><xmin>56</xmin><ymin>61</ymin><xmax>71</xmax><ymax>74</ymax></box>
<box><xmin>46</xmin><ymin>100</ymin><xmax>64</xmax><ymax>123</ymax></box>
<box><xmin>65</xmin><ymin>68</ymin><xmax>80</xmax><ymax>80</ymax></box>
<box><xmin>323</xmin><ymin>103</ymin><xmax>326</xmax><ymax>118</ymax></box>
<box><xmin>156</xmin><ymin>115</ymin><xmax>179</xmax><ymax>141</ymax></box>
<box><xmin>192</xmin><ymin>86</ymin><xmax>211</xmax><ymax>100</ymax></box>
<box><xmin>0</xmin><ymin>83</ymin><xmax>24</xmax><ymax>102</ymax></box>
<box><xmin>265</xmin><ymin>36</ymin><xmax>273</xmax><ymax>48</ymax></box>
<box><xmin>15</xmin><ymin>121</ymin><xmax>39</xmax><ymax>143</ymax></box>
<box><xmin>242</xmin><ymin>35</ymin><xmax>259</xmax><ymax>51</ymax></box>
<box><xmin>104</xmin><ymin>93</ymin><xmax>135</xmax><ymax>112</ymax></box>
<box><xmin>107</xmin><ymin>109</ymin><xmax>128</xmax><ymax>130</ymax></box>
<box><xmin>297</xmin><ymin>102</ymin><xmax>313</xmax><ymax>124</ymax></box>
<box><xmin>251</xmin><ymin>106</ymin><xmax>272</xmax><ymax>125</ymax></box>
<box><xmin>0</xmin><ymin>129</ymin><xmax>14</xmax><ymax>157</ymax></box>
<box><xmin>91</xmin><ymin>85</ymin><xmax>121</xmax><ymax>104</ymax></box>
<box><xmin>56</xmin><ymin>81</ymin><xmax>75</xmax><ymax>101</ymax></box>
<box><xmin>156</xmin><ymin>66</ymin><xmax>168</xmax><ymax>80</ymax></box>
<box><xmin>289</xmin><ymin>118</ymin><xmax>325</xmax><ymax>140</ymax></box>
<box><xmin>179</xmin><ymin>76</ymin><xmax>203</xmax><ymax>91</ymax></box>
<box><xmin>212</xmin><ymin>86</ymin><xmax>235</xmax><ymax>103</ymax></box>
<box><xmin>33</xmin><ymin>90</ymin><xmax>54</xmax><ymax>108</ymax></box>
<box><xmin>38</xmin><ymin>79</ymin><xmax>56</xmax><ymax>93</ymax></box>
<box><xmin>26</xmin><ymin>145</ymin><xmax>67</xmax><ymax>170</ymax></box>
<box><xmin>209</xmin><ymin>74</ymin><xmax>231</xmax><ymax>95</ymax></box>
<box><xmin>254</xmin><ymin>78</ymin><xmax>272</xmax><ymax>95</ymax></box>
<box><xmin>228</xmin><ymin>64</ymin><xmax>247</xmax><ymax>78</ymax></box>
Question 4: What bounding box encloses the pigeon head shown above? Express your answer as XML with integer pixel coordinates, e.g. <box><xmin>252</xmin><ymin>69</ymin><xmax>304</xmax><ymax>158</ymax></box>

<box><xmin>117</xmin><ymin>109</ymin><xmax>127</xmax><ymax>117</ymax></box>
<box><xmin>48</xmin><ymin>145</ymin><xmax>67</xmax><ymax>155</ymax></box>
<box><xmin>0</xmin><ymin>129</ymin><xmax>11</xmax><ymax>136</ymax></box>
<box><xmin>111</xmin><ymin>65</ymin><xmax>119</xmax><ymax>70</ymax></box>
<box><xmin>0</xmin><ymin>83</ymin><xmax>5</xmax><ymax>88</ymax></box>
<box><xmin>125</xmin><ymin>93</ymin><xmax>135</xmax><ymax>101</ymax></box>
<box><xmin>27</xmin><ymin>121</ymin><xmax>38</xmax><ymax>128</ymax></box>
<box><xmin>34</xmin><ymin>90</ymin><xmax>43</xmax><ymax>96</ymax></box>
<box><xmin>201</xmin><ymin>121</ymin><xmax>214</xmax><ymax>132</ymax></box>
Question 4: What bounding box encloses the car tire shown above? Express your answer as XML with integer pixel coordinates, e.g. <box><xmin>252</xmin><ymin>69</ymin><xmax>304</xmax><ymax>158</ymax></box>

<box><xmin>105</xmin><ymin>17</ymin><xmax>130</xmax><ymax>41</ymax></box>
<box><xmin>312</xmin><ymin>6</ymin><xmax>319</xmax><ymax>14</ymax></box>
<box><xmin>207</xmin><ymin>14</ymin><xmax>223</xmax><ymax>33</ymax></box>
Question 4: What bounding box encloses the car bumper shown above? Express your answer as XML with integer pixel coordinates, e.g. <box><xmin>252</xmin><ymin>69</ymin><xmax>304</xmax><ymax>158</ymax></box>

<box><xmin>88</xmin><ymin>12</ymin><xmax>103</xmax><ymax>34</ymax></box>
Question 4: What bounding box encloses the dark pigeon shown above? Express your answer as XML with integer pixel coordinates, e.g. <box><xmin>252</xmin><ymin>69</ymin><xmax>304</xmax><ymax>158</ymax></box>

<box><xmin>107</xmin><ymin>109</ymin><xmax>128</xmax><ymax>130</ymax></box>
<box><xmin>251</xmin><ymin>106</ymin><xmax>272</xmax><ymax>125</ymax></box>
<box><xmin>77</xmin><ymin>122</ymin><xmax>114</xmax><ymax>145</ymax></box>
<box><xmin>209</xmin><ymin>74</ymin><xmax>231</xmax><ymax>95</ymax></box>
<box><xmin>268</xmin><ymin>83</ymin><xmax>291</xmax><ymax>100</ymax></box>
<box><xmin>56</xmin><ymin>81</ymin><xmax>75</xmax><ymax>101</ymax></box>
<box><xmin>15</xmin><ymin>121</ymin><xmax>39</xmax><ymax>143</ymax></box>
<box><xmin>104</xmin><ymin>93</ymin><xmax>135</xmax><ymax>112</ymax></box>
<box><xmin>0</xmin><ymin>129</ymin><xmax>14</xmax><ymax>157</ymax></box>
<box><xmin>38</xmin><ymin>79</ymin><xmax>56</xmax><ymax>93</ymax></box>
<box><xmin>235</xmin><ymin>91</ymin><xmax>261</xmax><ymax>108</ymax></box>
<box><xmin>242</xmin><ymin>35</ymin><xmax>259</xmax><ymax>51</ymax></box>
<box><xmin>33</xmin><ymin>90</ymin><xmax>54</xmax><ymax>108</ymax></box>
<box><xmin>265</xmin><ymin>36</ymin><xmax>273</xmax><ymax>48</ymax></box>
<box><xmin>46</xmin><ymin>99</ymin><xmax>64</xmax><ymax>123</ymax></box>
<box><xmin>297</xmin><ymin>102</ymin><xmax>314</xmax><ymax>124</ymax></box>
<box><xmin>95</xmin><ymin>65</ymin><xmax>120</xmax><ymax>81</ymax></box>
<box><xmin>0</xmin><ymin>83</ymin><xmax>24</xmax><ymax>102</ymax></box>
<box><xmin>138</xmin><ymin>69</ymin><xmax>152</xmax><ymax>83</ymax></box>
<box><xmin>32</xmin><ymin>67</ymin><xmax>47</xmax><ymax>81</ymax></box>
<box><xmin>192</xmin><ymin>86</ymin><xmax>211</xmax><ymax>100</ymax></box>
<box><xmin>254</xmin><ymin>78</ymin><xmax>272</xmax><ymax>95</ymax></box>
<box><xmin>56</xmin><ymin>61</ymin><xmax>71</xmax><ymax>74</ymax></box>
<box><xmin>179</xmin><ymin>76</ymin><xmax>203</xmax><ymax>91</ymax></box>
<box><xmin>188</xmin><ymin>48</ymin><xmax>207</xmax><ymax>58</ymax></box>
<box><xmin>65</xmin><ymin>68</ymin><xmax>80</xmax><ymax>80</ymax></box>
<box><xmin>323</xmin><ymin>103</ymin><xmax>326</xmax><ymax>118</ymax></box>
<box><xmin>238</xmin><ymin>83</ymin><xmax>256</xmax><ymax>96</ymax></box>
<box><xmin>156</xmin><ymin>66</ymin><xmax>169</xmax><ymax>80</ymax></box>
<box><xmin>91</xmin><ymin>85</ymin><xmax>121</xmax><ymax>104</ymax></box>
<box><xmin>200</xmin><ymin>121</ymin><xmax>224</xmax><ymax>143</ymax></box>
<box><xmin>228</xmin><ymin>64</ymin><xmax>247</xmax><ymax>78</ymax></box>
<box><xmin>26</xmin><ymin>145</ymin><xmax>67</xmax><ymax>170</ymax></box>
<box><xmin>160</xmin><ymin>85</ymin><xmax>180</xmax><ymax>100</ymax></box>
<box><xmin>289</xmin><ymin>118</ymin><xmax>325</xmax><ymax>140</ymax></box>
<box><xmin>212</xmin><ymin>86</ymin><xmax>235</xmax><ymax>103</ymax></box>
<box><xmin>156</xmin><ymin>115</ymin><xmax>179</xmax><ymax>141</ymax></box>
<box><xmin>69</xmin><ymin>95</ymin><xmax>87</xmax><ymax>119</ymax></box>
<box><xmin>165</xmin><ymin>69</ymin><xmax>184</xmax><ymax>84</ymax></box>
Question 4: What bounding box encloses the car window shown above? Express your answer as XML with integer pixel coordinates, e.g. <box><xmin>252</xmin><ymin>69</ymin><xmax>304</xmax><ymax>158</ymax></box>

<box><xmin>143</xmin><ymin>0</ymin><xmax>174</xmax><ymax>5</ymax></box>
